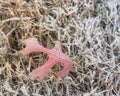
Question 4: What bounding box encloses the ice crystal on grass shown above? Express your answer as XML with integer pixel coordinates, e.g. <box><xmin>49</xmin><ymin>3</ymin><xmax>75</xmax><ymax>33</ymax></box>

<box><xmin>0</xmin><ymin>0</ymin><xmax>120</xmax><ymax>95</ymax></box>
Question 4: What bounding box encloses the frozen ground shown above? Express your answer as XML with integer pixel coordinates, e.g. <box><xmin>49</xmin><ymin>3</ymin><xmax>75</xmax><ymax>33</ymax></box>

<box><xmin>0</xmin><ymin>0</ymin><xmax>120</xmax><ymax>96</ymax></box>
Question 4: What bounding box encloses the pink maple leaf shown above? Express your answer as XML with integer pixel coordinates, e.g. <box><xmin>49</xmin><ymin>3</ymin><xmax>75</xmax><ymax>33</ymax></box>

<box><xmin>19</xmin><ymin>37</ymin><xmax>72</xmax><ymax>80</ymax></box>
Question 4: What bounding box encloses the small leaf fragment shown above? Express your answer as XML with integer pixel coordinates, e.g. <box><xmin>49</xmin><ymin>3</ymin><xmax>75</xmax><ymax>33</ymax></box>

<box><xmin>19</xmin><ymin>37</ymin><xmax>73</xmax><ymax>80</ymax></box>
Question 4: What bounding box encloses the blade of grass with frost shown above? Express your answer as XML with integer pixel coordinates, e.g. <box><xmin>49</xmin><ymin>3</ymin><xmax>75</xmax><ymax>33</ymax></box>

<box><xmin>19</xmin><ymin>37</ymin><xmax>73</xmax><ymax>80</ymax></box>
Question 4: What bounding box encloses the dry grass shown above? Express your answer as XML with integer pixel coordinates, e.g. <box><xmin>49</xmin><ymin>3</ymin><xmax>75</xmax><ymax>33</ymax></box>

<box><xmin>0</xmin><ymin>0</ymin><xmax>120</xmax><ymax>96</ymax></box>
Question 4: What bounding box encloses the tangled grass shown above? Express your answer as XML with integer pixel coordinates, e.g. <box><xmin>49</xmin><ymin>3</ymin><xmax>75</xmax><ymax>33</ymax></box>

<box><xmin>0</xmin><ymin>0</ymin><xmax>120</xmax><ymax>96</ymax></box>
